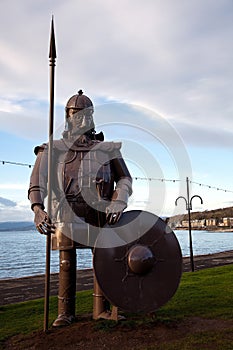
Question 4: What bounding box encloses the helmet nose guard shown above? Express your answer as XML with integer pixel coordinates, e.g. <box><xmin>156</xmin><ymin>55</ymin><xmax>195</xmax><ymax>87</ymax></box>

<box><xmin>65</xmin><ymin>90</ymin><xmax>94</xmax><ymax>112</ymax></box>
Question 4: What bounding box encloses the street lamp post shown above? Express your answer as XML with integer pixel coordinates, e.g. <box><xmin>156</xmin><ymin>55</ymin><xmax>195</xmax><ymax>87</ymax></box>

<box><xmin>175</xmin><ymin>177</ymin><xmax>203</xmax><ymax>272</ymax></box>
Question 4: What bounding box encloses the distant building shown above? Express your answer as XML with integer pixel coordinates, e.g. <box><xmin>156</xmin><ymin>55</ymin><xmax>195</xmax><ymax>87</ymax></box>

<box><xmin>171</xmin><ymin>214</ymin><xmax>233</xmax><ymax>230</ymax></box>
<box><xmin>192</xmin><ymin>219</ymin><xmax>206</xmax><ymax>228</ymax></box>
<box><xmin>206</xmin><ymin>218</ymin><xmax>218</xmax><ymax>227</ymax></box>
<box><xmin>222</xmin><ymin>217</ymin><xmax>233</xmax><ymax>227</ymax></box>
<box><xmin>181</xmin><ymin>220</ymin><xmax>189</xmax><ymax>228</ymax></box>
<box><xmin>181</xmin><ymin>219</ymin><xmax>205</xmax><ymax>228</ymax></box>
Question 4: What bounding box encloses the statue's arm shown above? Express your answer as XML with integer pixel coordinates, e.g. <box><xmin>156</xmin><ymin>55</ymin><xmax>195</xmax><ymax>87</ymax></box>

<box><xmin>106</xmin><ymin>157</ymin><xmax>132</xmax><ymax>224</ymax></box>
<box><xmin>28</xmin><ymin>146</ymin><xmax>55</xmax><ymax>234</ymax></box>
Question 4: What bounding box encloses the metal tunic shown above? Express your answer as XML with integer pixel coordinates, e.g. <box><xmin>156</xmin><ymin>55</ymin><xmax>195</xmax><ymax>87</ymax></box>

<box><xmin>29</xmin><ymin>138</ymin><xmax>132</xmax><ymax>250</ymax></box>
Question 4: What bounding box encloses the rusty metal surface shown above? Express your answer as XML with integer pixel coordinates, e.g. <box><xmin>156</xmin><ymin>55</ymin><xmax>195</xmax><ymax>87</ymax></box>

<box><xmin>93</xmin><ymin>210</ymin><xmax>182</xmax><ymax>313</ymax></box>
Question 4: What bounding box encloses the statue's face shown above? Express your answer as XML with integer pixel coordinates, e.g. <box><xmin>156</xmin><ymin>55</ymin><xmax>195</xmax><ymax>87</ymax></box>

<box><xmin>66</xmin><ymin>108</ymin><xmax>94</xmax><ymax>135</ymax></box>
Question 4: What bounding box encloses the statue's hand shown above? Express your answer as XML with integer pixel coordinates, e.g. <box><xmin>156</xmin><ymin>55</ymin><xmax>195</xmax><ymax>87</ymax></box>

<box><xmin>33</xmin><ymin>205</ymin><xmax>56</xmax><ymax>235</ymax></box>
<box><xmin>105</xmin><ymin>201</ymin><xmax>126</xmax><ymax>225</ymax></box>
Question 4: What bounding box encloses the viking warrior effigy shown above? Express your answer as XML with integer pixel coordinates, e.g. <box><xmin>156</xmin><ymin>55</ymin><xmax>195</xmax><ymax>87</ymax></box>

<box><xmin>28</xmin><ymin>90</ymin><xmax>133</xmax><ymax>326</ymax></box>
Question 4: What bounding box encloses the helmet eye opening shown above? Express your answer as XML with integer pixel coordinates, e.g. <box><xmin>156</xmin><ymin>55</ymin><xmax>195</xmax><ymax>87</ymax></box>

<box><xmin>66</xmin><ymin>107</ymin><xmax>83</xmax><ymax>113</ymax></box>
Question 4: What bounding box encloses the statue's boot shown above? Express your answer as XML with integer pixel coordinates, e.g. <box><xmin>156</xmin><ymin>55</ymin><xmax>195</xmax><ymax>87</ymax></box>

<box><xmin>97</xmin><ymin>307</ymin><xmax>125</xmax><ymax>321</ymax></box>
<box><xmin>53</xmin><ymin>249</ymin><xmax>77</xmax><ymax>327</ymax></box>
<box><xmin>52</xmin><ymin>313</ymin><xmax>75</xmax><ymax>327</ymax></box>
<box><xmin>92</xmin><ymin>273</ymin><xmax>125</xmax><ymax>321</ymax></box>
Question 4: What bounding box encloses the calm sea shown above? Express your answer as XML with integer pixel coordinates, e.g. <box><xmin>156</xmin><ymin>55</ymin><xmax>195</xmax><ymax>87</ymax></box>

<box><xmin>0</xmin><ymin>229</ymin><xmax>233</xmax><ymax>280</ymax></box>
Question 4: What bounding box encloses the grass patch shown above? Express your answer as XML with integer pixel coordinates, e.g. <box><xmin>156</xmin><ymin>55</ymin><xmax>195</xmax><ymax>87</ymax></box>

<box><xmin>0</xmin><ymin>290</ymin><xmax>93</xmax><ymax>343</ymax></box>
<box><xmin>157</xmin><ymin>265</ymin><xmax>233</xmax><ymax>321</ymax></box>
<box><xmin>0</xmin><ymin>265</ymin><xmax>233</xmax><ymax>346</ymax></box>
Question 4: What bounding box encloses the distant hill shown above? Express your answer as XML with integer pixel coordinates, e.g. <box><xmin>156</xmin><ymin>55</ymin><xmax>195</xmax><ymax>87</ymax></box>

<box><xmin>0</xmin><ymin>221</ymin><xmax>35</xmax><ymax>232</ymax></box>
<box><xmin>1</xmin><ymin>206</ymin><xmax>232</xmax><ymax>231</ymax></box>
<box><xmin>169</xmin><ymin>206</ymin><xmax>233</xmax><ymax>225</ymax></box>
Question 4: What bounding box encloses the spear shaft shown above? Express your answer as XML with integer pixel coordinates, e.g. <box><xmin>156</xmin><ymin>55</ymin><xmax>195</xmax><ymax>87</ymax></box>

<box><xmin>44</xmin><ymin>17</ymin><xmax>57</xmax><ymax>331</ymax></box>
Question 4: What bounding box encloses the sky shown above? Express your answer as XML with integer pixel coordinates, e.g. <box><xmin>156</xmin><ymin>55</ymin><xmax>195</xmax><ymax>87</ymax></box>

<box><xmin>0</xmin><ymin>0</ymin><xmax>233</xmax><ymax>222</ymax></box>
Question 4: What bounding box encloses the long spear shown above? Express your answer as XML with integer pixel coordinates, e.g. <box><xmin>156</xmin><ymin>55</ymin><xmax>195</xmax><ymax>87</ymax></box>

<box><xmin>44</xmin><ymin>17</ymin><xmax>57</xmax><ymax>331</ymax></box>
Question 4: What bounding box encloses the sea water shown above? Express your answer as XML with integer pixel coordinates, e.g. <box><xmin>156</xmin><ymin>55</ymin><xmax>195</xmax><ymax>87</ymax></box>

<box><xmin>0</xmin><ymin>229</ymin><xmax>233</xmax><ymax>280</ymax></box>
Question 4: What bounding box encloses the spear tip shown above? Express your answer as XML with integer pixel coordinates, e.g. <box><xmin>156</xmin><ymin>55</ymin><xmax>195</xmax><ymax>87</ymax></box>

<box><xmin>49</xmin><ymin>16</ymin><xmax>57</xmax><ymax>59</ymax></box>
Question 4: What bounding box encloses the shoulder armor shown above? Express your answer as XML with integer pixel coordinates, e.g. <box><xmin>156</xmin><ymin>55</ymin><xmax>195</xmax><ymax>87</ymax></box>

<box><xmin>34</xmin><ymin>139</ymin><xmax>122</xmax><ymax>154</ymax></box>
<box><xmin>34</xmin><ymin>143</ymin><xmax>47</xmax><ymax>155</ymax></box>
<box><xmin>92</xmin><ymin>141</ymin><xmax>122</xmax><ymax>152</ymax></box>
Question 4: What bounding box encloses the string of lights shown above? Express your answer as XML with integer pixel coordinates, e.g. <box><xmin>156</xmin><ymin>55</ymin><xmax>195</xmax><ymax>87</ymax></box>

<box><xmin>1</xmin><ymin>159</ymin><xmax>233</xmax><ymax>194</ymax></box>
<box><xmin>134</xmin><ymin>177</ymin><xmax>233</xmax><ymax>193</ymax></box>
<box><xmin>0</xmin><ymin>160</ymin><xmax>33</xmax><ymax>168</ymax></box>
<box><xmin>134</xmin><ymin>177</ymin><xmax>180</xmax><ymax>183</ymax></box>
<box><xmin>190</xmin><ymin>180</ymin><xmax>233</xmax><ymax>194</ymax></box>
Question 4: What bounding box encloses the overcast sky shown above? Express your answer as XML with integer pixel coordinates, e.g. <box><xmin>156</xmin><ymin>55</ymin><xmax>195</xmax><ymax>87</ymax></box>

<box><xmin>0</xmin><ymin>0</ymin><xmax>232</xmax><ymax>222</ymax></box>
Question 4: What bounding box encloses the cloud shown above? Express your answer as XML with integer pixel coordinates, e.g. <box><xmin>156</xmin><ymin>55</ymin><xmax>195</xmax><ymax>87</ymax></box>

<box><xmin>1</xmin><ymin>1</ymin><xmax>232</xmax><ymax>103</ymax></box>
<box><xmin>0</xmin><ymin>197</ymin><xmax>16</xmax><ymax>207</ymax></box>
<box><xmin>0</xmin><ymin>0</ymin><xmax>232</xmax><ymax>218</ymax></box>
<box><xmin>0</xmin><ymin>196</ymin><xmax>33</xmax><ymax>222</ymax></box>
<box><xmin>173</xmin><ymin>120</ymin><xmax>233</xmax><ymax>148</ymax></box>
<box><xmin>0</xmin><ymin>183</ymin><xmax>29</xmax><ymax>190</ymax></box>
<box><xmin>0</xmin><ymin>0</ymin><xmax>231</xmax><ymax>149</ymax></box>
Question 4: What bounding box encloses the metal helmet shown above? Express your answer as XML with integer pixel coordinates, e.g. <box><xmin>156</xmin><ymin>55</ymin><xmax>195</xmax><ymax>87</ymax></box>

<box><xmin>66</xmin><ymin>90</ymin><xmax>94</xmax><ymax>112</ymax></box>
<box><xmin>63</xmin><ymin>90</ymin><xmax>95</xmax><ymax>138</ymax></box>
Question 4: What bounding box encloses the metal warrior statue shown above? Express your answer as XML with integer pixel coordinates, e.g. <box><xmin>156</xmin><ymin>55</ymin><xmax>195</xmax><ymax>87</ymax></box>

<box><xmin>28</xmin><ymin>19</ymin><xmax>182</xmax><ymax>330</ymax></box>
<box><xmin>28</xmin><ymin>90</ymin><xmax>133</xmax><ymax>327</ymax></box>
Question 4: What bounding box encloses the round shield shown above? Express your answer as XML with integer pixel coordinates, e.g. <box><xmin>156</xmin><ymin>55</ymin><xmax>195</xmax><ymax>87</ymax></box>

<box><xmin>93</xmin><ymin>210</ymin><xmax>182</xmax><ymax>313</ymax></box>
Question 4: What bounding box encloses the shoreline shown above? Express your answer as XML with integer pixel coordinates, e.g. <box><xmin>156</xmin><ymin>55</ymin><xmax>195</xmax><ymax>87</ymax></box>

<box><xmin>174</xmin><ymin>227</ymin><xmax>233</xmax><ymax>232</ymax></box>
<box><xmin>1</xmin><ymin>250</ymin><xmax>233</xmax><ymax>306</ymax></box>
<box><xmin>1</xmin><ymin>249</ymin><xmax>233</xmax><ymax>283</ymax></box>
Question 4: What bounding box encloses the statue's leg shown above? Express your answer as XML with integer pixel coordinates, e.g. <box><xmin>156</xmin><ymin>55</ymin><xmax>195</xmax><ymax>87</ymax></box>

<box><xmin>93</xmin><ymin>272</ymin><xmax>120</xmax><ymax>321</ymax></box>
<box><xmin>93</xmin><ymin>272</ymin><xmax>107</xmax><ymax>319</ymax></box>
<box><xmin>53</xmin><ymin>248</ymin><xmax>77</xmax><ymax>327</ymax></box>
